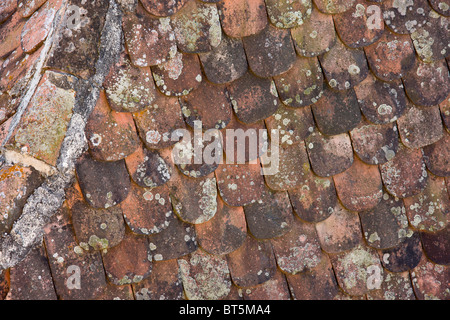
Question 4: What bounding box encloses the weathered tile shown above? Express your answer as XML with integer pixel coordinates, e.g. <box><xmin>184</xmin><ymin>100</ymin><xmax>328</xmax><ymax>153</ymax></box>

<box><xmin>379</xmin><ymin>231</ymin><xmax>423</xmax><ymax>272</ymax></box>
<box><xmin>0</xmin><ymin>269</ymin><xmax>9</xmax><ymax>300</ymax></box>
<box><xmin>366</xmin><ymin>271</ymin><xmax>416</xmax><ymax>300</ymax></box>
<box><xmin>18</xmin><ymin>0</ymin><xmax>47</xmax><ymax>17</ymax></box>
<box><xmin>305</xmin><ymin>130</ymin><xmax>354</xmax><ymax>177</ymax></box>
<box><xmin>359</xmin><ymin>191</ymin><xmax>411</xmax><ymax>249</ymax></box>
<box><xmin>199</xmin><ymin>33</ymin><xmax>248</xmax><ymax>84</ymax></box>
<box><xmin>243</xmin><ymin>24</ymin><xmax>296</xmax><ymax>78</ymax></box>
<box><xmin>227</xmin><ymin>72</ymin><xmax>279</xmax><ymax>125</ymax></box>
<box><xmin>178</xmin><ymin>249</ymin><xmax>232</xmax><ymax>300</ymax></box>
<box><xmin>291</xmin><ymin>6</ymin><xmax>336</xmax><ymax>57</ymax></box>
<box><xmin>95</xmin><ymin>284</ymin><xmax>134</xmax><ymax>300</ymax></box>
<box><xmin>133</xmin><ymin>259</ymin><xmax>183</xmax><ymax>300</ymax></box>
<box><xmin>226</xmin><ymin>235</ymin><xmax>277</xmax><ymax>288</ymax></box>
<box><xmin>330</xmin><ymin>243</ymin><xmax>384</xmax><ymax>296</ymax></box>
<box><xmin>313</xmin><ymin>0</ymin><xmax>355</xmax><ymax>14</ymax></box>
<box><xmin>315</xmin><ymin>203</ymin><xmax>362</xmax><ymax>254</ymax></box>
<box><xmin>171</xmin><ymin>0</ymin><xmax>222</xmax><ymax>53</ymax></box>
<box><xmin>120</xmin><ymin>182</ymin><xmax>174</xmax><ymax>236</ymax></box>
<box><xmin>311</xmin><ymin>85</ymin><xmax>361</xmax><ymax>135</ymax></box>
<box><xmin>380</xmin><ymin>144</ymin><xmax>428</xmax><ymax>198</ymax></box>
<box><xmin>440</xmin><ymin>94</ymin><xmax>450</xmax><ymax>129</ymax></box>
<box><xmin>244</xmin><ymin>188</ymin><xmax>294</xmax><ymax>239</ymax></box>
<box><xmin>411</xmin><ymin>255</ymin><xmax>450</xmax><ymax>300</ymax></box>
<box><xmin>404</xmin><ymin>172</ymin><xmax>449</xmax><ymax>232</ymax></box>
<box><xmin>364</xmin><ymin>29</ymin><xmax>416</xmax><ymax>82</ymax></box>
<box><xmin>334</xmin><ymin>157</ymin><xmax>383</xmax><ymax>212</ymax></box>
<box><xmin>0</xmin><ymin>165</ymin><xmax>44</xmax><ymax>234</ymax></box>
<box><xmin>354</xmin><ymin>74</ymin><xmax>406</xmax><ymax>124</ymax></box>
<box><xmin>242</xmin><ymin>270</ymin><xmax>291</xmax><ymax>300</ymax></box>
<box><xmin>217</xmin><ymin>0</ymin><xmax>268</xmax><ymax>38</ymax></box>
<box><xmin>140</xmin><ymin>0</ymin><xmax>189</xmax><ymax>16</ymax></box>
<box><xmin>350</xmin><ymin>119</ymin><xmax>399</xmax><ymax>165</ymax></box>
<box><xmin>0</xmin><ymin>12</ymin><xmax>25</xmax><ymax>58</ymax></box>
<box><xmin>152</xmin><ymin>51</ymin><xmax>202</xmax><ymax>97</ymax></box>
<box><xmin>429</xmin><ymin>0</ymin><xmax>450</xmax><ymax>16</ymax></box>
<box><xmin>397</xmin><ymin>103</ymin><xmax>443</xmax><ymax>149</ymax></box>
<box><xmin>0</xmin><ymin>0</ymin><xmax>16</xmax><ymax>24</ymax></box>
<box><xmin>195</xmin><ymin>196</ymin><xmax>247</xmax><ymax>255</ymax></box>
<box><xmin>102</xmin><ymin>229</ymin><xmax>152</xmax><ymax>285</ymax></box>
<box><xmin>383</xmin><ymin>0</ymin><xmax>431</xmax><ymax>34</ymax></box>
<box><xmin>423</xmin><ymin>130</ymin><xmax>450</xmax><ymax>177</ymax></box>
<box><xmin>75</xmin><ymin>151</ymin><xmax>131</xmax><ymax>209</ymax></box>
<box><xmin>8</xmin><ymin>244</ymin><xmax>57</xmax><ymax>300</ymax></box>
<box><xmin>421</xmin><ymin>224</ymin><xmax>450</xmax><ymax>265</ymax></box>
<box><xmin>319</xmin><ymin>38</ymin><xmax>369</xmax><ymax>90</ymax></box>
<box><xmin>265</xmin><ymin>0</ymin><xmax>312</xmax><ymax>28</ymax></box>
<box><xmin>274</xmin><ymin>56</ymin><xmax>323</xmax><ymax>108</ymax></box>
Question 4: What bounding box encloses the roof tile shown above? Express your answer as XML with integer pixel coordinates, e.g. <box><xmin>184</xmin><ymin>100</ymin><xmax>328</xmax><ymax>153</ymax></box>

<box><xmin>382</xmin><ymin>0</ymin><xmax>431</xmax><ymax>34</ymax></box>
<box><xmin>420</xmin><ymin>224</ymin><xmax>450</xmax><ymax>265</ymax></box>
<box><xmin>366</xmin><ymin>271</ymin><xmax>416</xmax><ymax>300</ymax></box>
<box><xmin>0</xmin><ymin>11</ymin><xmax>25</xmax><ymax>58</ymax></box>
<box><xmin>379</xmin><ymin>231</ymin><xmax>422</xmax><ymax>272</ymax></box>
<box><xmin>242</xmin><ymin>270</ymin><xmax>290</xmax><ymax>300</ymax></box>
<box><xmin>243</xmin><ymin>24</ymin><xmax>296</xmax><ymax>78</ymax></box>
<box><xmin>313</xmin><ymin>0</ymin><xmax>355</xmax><ymax>14</ymax></box>
<box><xmin>95</xmin><ymin>283</ymin><xmax>134</xmax><ymax>300</ymax></box>
<box><xmin>429</xmin><ymin>0</ymin><xmax>450</xmax><ymax>16</ymax></box>
<box><xmin>265</xmin><ymin>0</ymin><xmax>312</xmax><ymax>29</ymax></box>
<box><xmin>17</xmin><ymin>0</ymin><xmax>47</xmax><ymax>18</ymax></box>
<box><xmin>440</xmin><ymin>94</ymin><xmax>450</xmax><ymax>129</ymax></box>
<box><xmin>0</xmin><ymin>0</ymin><xmax>16</xmax><ymax>24</ymax></box>
<box><xmin>423</xmin><ymin>130</ymin><xmax>450</xmax><ymax>177</ymax></box>
<box><xmin>140</xmin><ymin>0</ymin><xmax>189</xmax><ymax>16</ymax></box>
<box><xmin>0</xmin><ymin>269</ymin><xmax>9</xmax><ymax>300</ymax></box>
<box><xmin>411</xmin><ymin>255</ymin><xmax>450</xmax><ymax>300</ymax></box>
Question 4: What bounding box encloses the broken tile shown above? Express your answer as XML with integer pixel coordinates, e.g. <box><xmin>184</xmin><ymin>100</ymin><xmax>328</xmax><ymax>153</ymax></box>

<box><xmin>315</xmin><ymin>203</ymin><xmax>362</xmax><ymax>254</ymax></box>
<box><xmin>411</xmin><ymin>255</ymin><xmax>450</xmax><ymax>300</ymax></box>
<box><xmin>242</xmin><ymin>270</ymin><xmax>291</xmax><ymax>300</ymax></box>
<box><xmin>0</xmin><ymin>0</ymin><xmax>16</xmax><ymax>24</ymax></box>
<box><xmin>171</xmin><ymin>0</ymin><xmax>222</xmax><ymax>53</ymax></box>
<box><xmin>359</xmin><ymin>191</ymin><xmax>411</xmax><ymax>249</ymax></box>
<box><xmin>380</xmin><ymin>144</ymin><xmax>428</xmax><ymax>198</ymax></box>
<box><xmin>313</xmin><ymin>0</ymin><xmax>355</xmax><ymax>14</ymax></box>
<box><xmin>423</xmin><ymin>130</ymin><xmax>450</xmax><ymax>177</ymax></box>
<box><xmin>274</xmin><ymin>56</ymin><xmax>324</xmax><ymax>108</ymax></box>
<box><xmin>420</xmin><ymin>224</ymin><xmax>450</xmax><ymax>265</ymax></box>
<box><xmin>265</xmin><ymin>0</ymin><xmax>312</xmax><ymax>28</ymax></box>
<box><xmin>217</xmin><ymin>0</ymin><xmax>268</xmax><ymax>38</ymax></box>
<box><xmin>382</xmin><ymin>0</ymin><xmax>431</xmax><ymax>34</ymax></box>
<box><xmin>366</xmin><ymin>270</ymin><xmax>416</xmax><ymax>300</ymax></box>
<box><xmin>140</xmin><ymin>0</ymin><xmax>189</xmax><ymax>16</ymax></box>
<box><xmin>243</xmin><ymin>24</ymin><xmax>296</xmax><ymax>78</ymax></box>
<box><xmin>380</xmin><ymin>231</ymin><xmax>422</xmax><ymax>272</ymax></box>
<box><xmin>429</xmin><ymin>0</ymin><xmax>450</xmax><ymax>16</ymax></box>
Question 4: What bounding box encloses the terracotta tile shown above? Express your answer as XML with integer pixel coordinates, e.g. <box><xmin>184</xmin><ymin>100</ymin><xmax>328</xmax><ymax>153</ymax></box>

<box><xmin>423</xmin><ymin>130</ymin><xmax>450</xmax><ymax>177</ymax></box>
<box><xmin>199</xmin><ymin>33</ymin><xmax>248</xmax><ymax>84</ymax></box>
<box><xmin>8</xmin><ymin>244</ymin><xmax>57</xmax><ymax>300</ymax></box>
<box><xmin>334</xmin><ymin>157</ymin><xmax>383</xmax><ymax>212</ymax></box>
<box><xmin>244</xmin><ymin>188</ymin><xmax>294</xmax><ymax>239</ymax></box>
<box><xmin>265</xmin><ymin>0</ymin><xmax>312</xmax><ymax>29</ymax></box>
<box><xmin>397</xmin><ymin>103</ymin><xmax>443</xmax><ymax>149</ymax></box>
<box><xmin>120</xmin><ymin>182</ymin><xmax>174</xmax><ymax>236</ymax></box>
<box><xmin>0</xmin><ymin>269</ymin><xmax>9</xmax><ymax>300</ymax></box>
<box><xmin>215</xmin><ymin>161</ymin><xmax>266</xmax><ymax>207</ymax></box>
<box><xmin>178</xmin><ymin>248</ymin><xmax>232</xmax><ymax>300</ymax></box>
<box><xmin>133</xmin><ymin>91</ymin><xmax>185</xmax><ymax>150</ymax></box>
<box><xmin>291</xmin><ymin>6</ymin><xmax>336</xmax><ymax>57</ymax></box>
<box><xmin>242</xmin><ymin>270</ymin><xmax>291</xmax><ymax>300</ymax></box>
<box><xmin>226</xmin><ymin>235</ymin><xmax>277</xmax><ymax>288</ymax></box>
<box><xmin>423</xmin><ymin>229</ymin><xmax>448</xmax><ymax>270</ymax></box>
<box><xmin>380</xmin><ymin>144</ymin><xmax>428</xmax><ymax>198</ymax></box>
<box><xmin>217</xmin><ymin>0</ymin><xmax>268</xmax><ymax>38</ymax></box>
<box><xmin>333</xmin><ymin>0</ymin><xmax>384</xmax><ymax>48</ymax></box>
<box><xmin>274</xmin><ymin>56</ymin><xmax>324</xmax><ymax>108</ymax></box>
<box><xmin>289</xmin><ymin>170</ymin><xmax>337</xmax><ymax>223</ymax></box>
<box><xmin>0</xmin><ymin>0</ymin><xmax>16</xmax><ymax>24</ymax></box>
<box><xmin>263</xmin><ymin>142</ymin><xmax>310</xmax><ymax>191</ymax></box>
<box><xmin>86</xmin><ymin>91</ymin><xmax>140</xmax><ymax>161</ymax></box>
<box><xmin>315</xmin><ymin>203</ymin><xmax>363</xmax><ymax>254</ymax></box>
<box><xmin>403</xmin><ymin>56</ymin><xmax>450</xmax><ymax>107</ymax></box>
<box><xmin>319</xmin><ymin>38</ymin><xmax>369</xmax><ymax>91</ymax></box>
<box><xmin>152</xmin><ymin>51</ymin><xmax>202</xmax><ymax>97</ymax></box>
<box><xmin>350</xmin><ymin>119</ymin><xmax>399</xmax><ymax>165</ymax></box>
<box><xmin>354</xmin><ymin>74</ymin><xmax>406</xmax><ymax>125</ymax></box>
<box><xmin>330</xmin><ymin>243</ymin><xmax>384</xmax><ymax>296</ymax></box>
<box><xmin>313</xmin><ymin>0</ymin><xmax>355</xmax><ymax>14</ymax></box>
<box><xmin>102</xmin><ymin>229</ymin><xmax>152</xmax><ymax>285</ymax></box>
<box><xmin>75</xmin><ymin>151</ymin><xmax>131</xmax><ymax>209</ymax></box>
<box><xmin>429</xmin><ymin>0</ymin><xmax>450</xmax><ymax>16</ymax></box>
<box><xmin>411</xmin><ymin>255</ymin><xmax>450</xmax><ymax>300</ymax></box>
<box><xmin>0</xmin><ymin>11</ymin><xmax>25</xmax><ymax>58</ymax></box>
<box><xmin>179</xmin><ymin>80</ymin><xmax>232</xmax><ymax>131</ymax></box>
<box><xmin>359</xmin><ymin>191</ymin><xmax>411</xmax><ymax>249</ymax></box>
<box><xmin>404</xmin><ymin>172</ymin><xmax>449</xmax><ymax>232</ymax></box>
<box><xmin>122</xmin><ymin>6</ymin><xmax>176</xmax><ymax>67</ymax></box>
<box><xmin>140</xmin><ymin>0</ymin><xmax>189</xmax><ymax>16</ymax></box>
<box><xmin>286</xmin><ymin>253</ymin><xmax>340</xmax><ymax>300</ymax></box>
<box><xmin>383</xmin><ymin>0</ymin><xmax>431</xmax><ymax>34</ymax></box>
<box><xmin>265</xmin><ymin>104</ymin><xmax>314</xmax><ymax>148</ymax></box>
<box><xmin>45</xmin><ymin>0</ymin><xmax>108</xmax><ymax>79</ymax></box>
<box><xmin>95</xmin><ymin>284</ymin><xmax>134</xmax><ymax>300</ymax></box>
<box><xmin>5</xmin><ymin>71</ymin><xmax>76</xmax><ymax>166</ymax></box>
<box><xmin>171</xmin><ymin>0</ymin><xmax>222</xmax><ymax>53</ymax></box>
<box><xmin>440</xmin><ymin>94</ymin><xmax>450</xmax><ymax>129</ymax></box>
<box><xmin>305</xmin><ymin>130</ymin><xmax>354</xmax><ymax>177</ymax></box>
<box><xmin>195</xmin><ymin>196</ymin><xmax>247</xmax><ymax>255</ymax></box>
<box><xmin>243</xmin><ymin>24</ymin><xmax>296</xmax><ymax>78</ymax></box>
<box><xmin>271</xmin><ymin>218</ymin><xmax>322</xmax><ymax>275</ymax></box>
<box><xmin>311</xmin><ymin>85</ymin><xmax>361</xmax><ymax>135</ymax></box>
<box><xmin>227</xmin><ymin>72</ymin><xmax>279</xmax><ymax>125</ymax></box>
<box><xmin>103</xmin><ymin>52</ymin><xmax>157</xmax><ymax>113</ymax></box>
<box><xmin>0</xmin><ymin>165</ymin><xmax>44</xmax><ymax>234</ymax></box>
<box><xmin>133</xmin><ymin>259</ymin><xmax>184</xmax><ymax>300</ymax></box>
<box><xmin>169</xmin><ymin>171</ymin><xmax>218</xmax><ymax>224</ymax></box>
<box><xmin>147</xmin><ymin>215</ymin><xmax>198</xmax><ymax>262</ymax></box>
<box><xmin>380</xmin><ymin>231</ymin><xmax>423</xmax><ymax>272</ymax></box>
<box><xmin>17</xmin><ymin>0</ymin><xmax>47</xmax><ymax>18</ymax></box>
<box><xmin>43</xmin><ymin>204</ymin><xmax>107</xmax><ymax>300</ymax></box>
<box><xmin>364</xmin><ymin>29</ymin><xmax>416</xmax><ymax>82</ymax></box>
<box><xmin>366</xmin><ymin>271</ymin><xmax>416</xmax><ymax>300</ymax></box>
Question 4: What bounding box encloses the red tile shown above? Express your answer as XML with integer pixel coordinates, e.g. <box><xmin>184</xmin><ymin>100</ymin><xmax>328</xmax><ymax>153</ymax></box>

<box><xmin>265</xmin><ymin>0</ymin><xmax>312</xmax><ymax>28</ymax></box>
<box><xmin>421</xmin><ymin>224</ymin><xmax>450</xmax><ymax>265</ymax></box>
<box><xmin>140</xmin><ymin>0</ymin><xmax>189</xmax><ymax>16</ymax></box>
<box><xmin>0</xmin><ymin>269</ymin><xmax>9</xmax><ymax>300</ymax></box>
<box><xmin>242</xmin><ymin>270</ymin><xmax>291</xmax><ymax>300</ymax></box>
<box><xmin>17</xmin><ymin>0</ymin><xmax>47</xmax><ymax>17</ymax></box>
<box><xmin>95</xmin><ymin>284</ymin><xmax>134</xmax><ymax>300</ymax></box>
<box><xmin>0</xmin><ymin>0</ymin><xmax>16</xmax><ymax>24</ymax></box>
<box><xmin>313</xmin><ymin>0</ymin><xmax>356</xmax><ymax>14</ymax></box>
<box><xmin>379</xmin><ymin>232</ymin><xmax>422</xmax><ymax>272</ymax></box>
<box><xmin>0</xmin><ymin>12</ymin><xmax>25</xmax><ymax>58</ymax></box>
<box><xmin>217</xmin><ymin>0</ymin><xmax>268</xmax><ymax>38</ymax></box>
<box><xmin>429</xmin><ymin>0</ymin><xmax>450</xmax><ymax>16</ymax></box>
<box><xmin>440</xmin><ymin>94</ymin><xmax>450</xmax><ymax>129</ymax></box>
<box><xmin>366</xmin><ymin>271</ymin><xmax>416</xmax><ymax>300</ymax></box>
<box><xmin>411</xmin><ymin>255</ymin><xmax>450</xmax><ymax>300</ymax></box>
<box><xmin>423</xmin><ymin>130</ymin><xmax>450</xmax><ymax>177</ymax></box>
<box><xmin>315</xmin><ymin>203</ymin><xmax>362</xmax><ymax>253</ymax></box>
<box><xmin>383</xmin><ymin>0</ymin><xmax>431</xmax><ymax>34</ymax></box>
